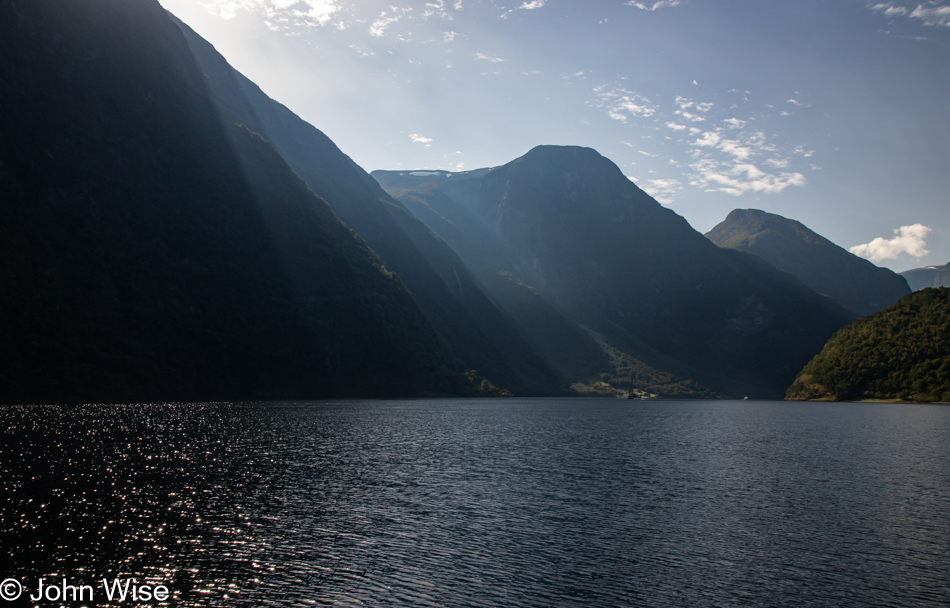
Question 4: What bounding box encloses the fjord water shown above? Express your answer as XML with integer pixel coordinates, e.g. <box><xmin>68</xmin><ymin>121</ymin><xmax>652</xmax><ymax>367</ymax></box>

<box><xmin>3</xmin><ymin>400</ymin><xmax>949</xmax><ymax>607</ymax></box>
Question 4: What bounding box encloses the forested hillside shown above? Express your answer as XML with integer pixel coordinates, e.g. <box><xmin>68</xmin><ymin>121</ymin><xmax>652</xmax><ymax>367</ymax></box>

<box><xmin>787</xmin><ymin>288</ymin><xmax>950</xmax><ymax>402</ymax></box>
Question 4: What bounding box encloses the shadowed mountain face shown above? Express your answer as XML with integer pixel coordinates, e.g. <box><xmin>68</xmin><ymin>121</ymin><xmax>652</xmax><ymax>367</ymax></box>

<box><xmin>376</xmin><ymin>146</ymin><xmax>855</xmax><ymax>398</ymax></box>
<box><xmin>901</xmin><ymin>263</ymin><xmax>950</xmax><ymax>292</ymax></box>
<box><xmin>0</xmin><ymin>0</ymin><xmax>463</xmax><ymax>402</ymax></box>
<box><xmin>173</xmin><ymin>19</ymin><xmax>562</xmax><ymax>396</ymax></box>
<box><xmin>706</xmin><ymin>209</ymin><xmax>911</xmax><ymax>317</ymax></box>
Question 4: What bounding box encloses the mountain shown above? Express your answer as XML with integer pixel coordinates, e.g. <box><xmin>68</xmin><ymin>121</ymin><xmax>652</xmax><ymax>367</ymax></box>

<box><xmin>374</xmin><ymin>170</ymin><xmax>610</xmax><ymax>380</ymax></box>
<box><xmin>374</xmin><ymin>146</ymin><xmax>855</xmax><ymax>399</ymax></box>
<box><xmin>787</xmin><ymin>288</ymin><xmax>950</xmax><ymax>402</ymax></box>
<box><xmin>172</xmin><ymin>18</ymin><xmax>562</xmax><ymax>396</ymax></box>
<box><xmin>705</xmin><ymin>209</ymin><xmax>911</xmax><ymax>317</ymax></box>
<box><xmin>0</xmin><ymin>0</ymin><xmax>465</xmax><ymax>402</ymax></box>
<box><xmin>901</xmin><ymin>262</ymin><xmax>950</xmax><ymax>291</ymax></box>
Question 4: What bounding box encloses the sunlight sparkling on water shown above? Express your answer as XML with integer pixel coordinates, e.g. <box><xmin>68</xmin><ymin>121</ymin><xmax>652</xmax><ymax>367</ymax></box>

<box><xmin>2</xmin><ymin>399</ymin><xmax>949</xmax><ymax>607</ymax></box>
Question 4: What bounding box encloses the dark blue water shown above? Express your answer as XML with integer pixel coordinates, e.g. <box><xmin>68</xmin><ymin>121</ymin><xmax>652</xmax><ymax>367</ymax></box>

<box><xmin>2</xmin><ymin>399</ymin><xmax>949</xmax><ymax>607</ymax></box>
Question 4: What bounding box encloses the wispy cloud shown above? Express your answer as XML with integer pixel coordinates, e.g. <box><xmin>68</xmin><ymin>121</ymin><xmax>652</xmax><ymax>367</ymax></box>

<box><xmin>202</xmin><ymin>0</ymin><xmax>342</xmax><ymax>26</ymax></box>
<box><xmin>850</xmin><ymin>224</ymin><xmax>932</xmax><ymax>262</ymax></box>
<box><xmin>475</xmin><ymin>52</ymin><xmax>505</xmax><ymax>63</ymax></box>
<box><xmin>673</xmin><ymin>96</ymin><xmax>712</xmax><ymax>122</ymax></box>
<box><xmin>593</xmin><ymin>86</ymin><xmax>658</xmax><ymax>121</ymax></box>
<box><xmin>500</xmin><ymin>0</ymin><xmax>546</xmax><ymax>18</ymax></box>
<box><xmin>910</xmin><ymin>3</ymin><xmax>950</xmax><ymax>25</ymax></box>
<box><xmin>592</xmin><ymin>84</ymin><xmax>814</xmax><ymax>198</ymax></box>
<box><xmin>423</xmin><ymin>0</ymin><xmax>462</xmax><ymax>19</ymax></box>
<box><xmin>626</xmin><ymin>0</ymin><xmax>681</xmax><ymax>10</ymax></box>
<box><xmin>349</xmin><ymin>43</ymin><xmax>374</xmax><ymax>57</ymax></box>
<box><xmin>409</xmin><ymin>133</ymin><xmax>434</xmax><ymax>146</ymax></box>
<box><xmin>370</xmin><ymin>7</ymin><xmax>411</xmax><ymax>37</ymax></box>
<box><xmin>640</xmin><ymin>178</ymin><xmax>683</xmax><ymax>205</ymax></box>
<box><xmin>689</xmin><ymin>159</ymin><xmax>806</xmax><ymax>196</ymax></box>
<box><xmin>685</xmin><ymin>124</ymin><xmax>806</xmax><ymax>195</ymax></box>
<box><xmin>871</xmin><ymin>2</ymin><xmax>909</xmax><ymax>17</ymax></box>
<box><xmin>870</xmin><ymin>2</ymin><xmax>950</xmax><ymax>27</ymax></box>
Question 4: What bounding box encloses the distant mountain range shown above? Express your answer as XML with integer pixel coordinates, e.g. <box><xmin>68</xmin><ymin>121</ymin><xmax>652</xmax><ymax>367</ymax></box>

<box><xmin>706</xmin><ymin>209</ymin><xmax>910</xmax><ymax>317</ymax></box>
<box><xmin>901</xmin><ymin>263</ymin><xmax>950</xmax><ymax>291</ymax></box>
<box><xmin>787</xmin><ymin>288</ymin><xmax>950</xmax><ymax>403</ymax></box>
<box><xmin>375</xmin><ymin>148</ymin><xmax>853</xmax><ymax>399</ymax></box>
<box><xmin>4</xmin><ymin>0</ymin><xmax>913</xmax><ymax>403</ymax></box>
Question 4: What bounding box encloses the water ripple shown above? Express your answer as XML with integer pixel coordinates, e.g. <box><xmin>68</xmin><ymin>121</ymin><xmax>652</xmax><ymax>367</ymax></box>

<box><xmin>1</xmin><ymin>400</ymin><xmax>949</xmax><ymax>606</ymax></box>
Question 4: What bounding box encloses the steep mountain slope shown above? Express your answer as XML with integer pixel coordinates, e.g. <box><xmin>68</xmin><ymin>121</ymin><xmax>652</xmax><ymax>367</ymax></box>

<box><xmin>376</xmin><ymin>172</ymin><xmax>623</xmax><ymax>392</ymax></box>
<box><xmin>173</xmin><ymin>19</ymin><xmax>561</xmax><ymax>396</ymax></box>
<box><xmin>0</xmin><ymin>0</ymin><xmax>462</xmax><ymax>402</ymax></box>
<box><xmin>788</xmin><ymin>288</ymin><xmax>950</xmax><ymax>402</ymax></box>
<box><xmin>706</xmin><ymin>209</ymin><xmax>910</xmax><ymax>317</ymax></box>
<box><xmin>376</xmin><ymin>146</ymin><xmax>855</xmax><ymax>398</ymax></box>
<box><xmin>901</xmin><ymin>262</ymin><xmax>950</xmax><ymax>291</ymax></box>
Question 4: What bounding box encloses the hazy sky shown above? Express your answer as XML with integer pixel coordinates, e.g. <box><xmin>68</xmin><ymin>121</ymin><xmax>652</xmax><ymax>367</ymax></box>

<box><xmin>158</xmin><ymin>0</ymin><xmax>950</xmax><ymax>271</ymax></box>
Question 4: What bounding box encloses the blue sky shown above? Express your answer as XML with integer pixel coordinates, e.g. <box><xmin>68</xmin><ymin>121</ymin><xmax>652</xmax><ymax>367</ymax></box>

<box><xmin>158</xmin><ymin>0</ymin><xmax>950</xmax><ymax>271</ymax></box>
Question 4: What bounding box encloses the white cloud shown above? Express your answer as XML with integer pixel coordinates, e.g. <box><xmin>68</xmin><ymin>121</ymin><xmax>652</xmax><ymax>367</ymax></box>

<box><xmin>370</xmin><ymin>12</ymin><xmax>400</xmax><ymax>37</ymax></box>
<box><xmin>594</xmin><ymin>87</ymin><xmax>658</xmax><ymax>121</ymax></box>
<box><xmin>423</xmin><ymin>0</ymin><xmax>461</xmax><ymax>19</ymax></box>
<box><xmin>500</xmin><ymin>0</ymin><xmax>546</xmax><ymax>18</ymax></box>
<box><xmin>641</xmin><ymin>178</ymin><xmax>683</xmax><ymax>205</ymax></box>
<box><xmin>202</xmin><ymin>0</ymin><xmax>341</xmax><ymax>25</ymax></box>
<box><xmin>475</xmin><ymin>52</ymin><xmax>505</xmax><ymax>63</ymax></box>
<box><xmin>443</xmin><ymin>30</ymin><xmax>458</xmax><ymax>42</ymax></box>
<box><xmin>626</xmin><ymin>0</ymin><xmax>681</xmax><ymax>10</ymax></box>
<box><xmin>850</xmin><ymin>224</ymin><xmax>932</xmax><ymax>262</ymax></box>
<box><xmin>409</xmin><ymin>133</ymin><xmax>434</xmax><ymax>146</ymax></box>
<box><xmin>676</xmin><ymin>110</ymin><xmax>705</xmax><ymax>122</ymax></box>
<box><xmin>691</xmin><ymin>131</ymin><xmax>721</xmax><ymax>147</ymax></box>
<box><xmin>673</xmin><ymin>96</ymin><xmax>712</xmax><ymax>122</ymax></box>
<box><xmin>349</xmin><ymin>44</ymin><xmax>374</xmax><ymax>57</ymax></box>
<box><xmin>871</xmin><ymin>2</ymin><xmax>909</xmax><ymax>17</ymax></box>
<box><xmin>689</xmin><ymin>159</ymin><xmax>806</xmax><ymax>196</ymax></box>
<box><xmin>791</xmin><ymin>144</ymin><xmax>815</xmax><ymax>158</ymax></box>
<box><xmin>593</xmin><ymin>84</ymin><xmax>815</xmax><ymax>199</ymax></box>
<box><xmin>870</xmin><ymin>2</ymin><xmax>950</xmax><ymax>26</ymax></box>
<box><xmin>910</xmin><ymin>4</ymin><xmax>950</xmax><ymax>26</ymax></box>
<box><xmin>718</xmin><ymin>138</ymin><xmax>753</xmax><ymax>160</ymax></box>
